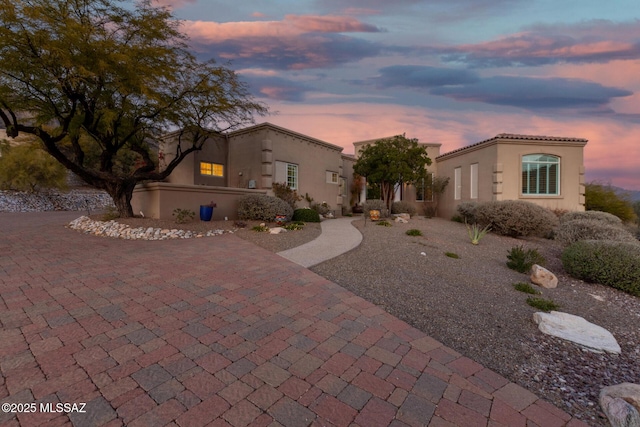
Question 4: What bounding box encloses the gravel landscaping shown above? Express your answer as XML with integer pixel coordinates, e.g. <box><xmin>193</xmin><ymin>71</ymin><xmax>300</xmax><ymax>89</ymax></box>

<box><xmin>310</xmin><ymin>217</ymin><xmax>640</xmax><ymax>426</ymax></box>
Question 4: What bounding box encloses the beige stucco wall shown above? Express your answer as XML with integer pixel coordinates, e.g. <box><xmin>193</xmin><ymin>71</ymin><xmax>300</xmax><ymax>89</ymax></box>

<box><xmin>435</xmin><ymin>137</ymin><xmax>586</xmax><ymax>219</ymax></box>
<box><xmin>131</xmin><ymin>182</ymin><xmax>267</xmax><ymax>220</ymax></box>
<box><xmin>228</xmin><ymin>124</ymin><xmax>346</xmax><ymax>214</ymax></box>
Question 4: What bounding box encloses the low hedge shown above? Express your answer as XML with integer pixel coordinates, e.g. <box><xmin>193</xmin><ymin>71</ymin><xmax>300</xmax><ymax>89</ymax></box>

<box><xmin>292</xmin><ymin>208</ymin><xmax>321</xmax><ymax>223</ymax></box>
<box><xmin>237</xmin><ymin>194</ymin><xmax>293</xmax><ymax>222</ymax></box>
<box><xmin>474</xmin><ymin>200</ymin><xmax>558</xmax><ymax>238</ymax></box>
<box><xmin>363</xmin><ymin>199</ymin><xmax>389</xmax><ymax>218</ymax></box>
<box><xmin>561</xmin><ymin>240</ymin><xmax>640</xmax><ymax>296</ymax></box>
<box><xmin>560</xmin><ymin>210</ymin><xmax>622</xmax><ymax>225</ymax></box>
<box><xmin>391</xmin><ymin>201</ymin><xmax>417</xmax><ymax>216</ymax></box>
<box><xmin>554</xmin><ymin>219</ymin><xmax>638</xmax><ymax>246</ymax></box>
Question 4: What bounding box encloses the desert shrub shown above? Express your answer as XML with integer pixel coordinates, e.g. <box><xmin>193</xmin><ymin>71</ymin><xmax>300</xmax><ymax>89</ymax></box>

<box><xmin>292</xmin><ymin>208</ymin><xmax>321</xmax><ymax>223</ymax></box>
<box><xmin>377</xmin><ymin>220</ymin><xmax>392</xmax><ymax>227</ymax></box>
<box><xmin>0</xmin><ymin>141</ymin><xmax>68</xmax><ymax>191</ymax></box>
<box><xmin>391</xmin><ymin>201</ymin><xmax>417</xmax><ymax>216</ymax></box>
<box><xmin>513</xmin><ymin>282</ymin><xmax>541</xmax><ymax>295</ymax></box>
<box><xmin>456</xmin><ymin>201</ymin><xmax>479</xmax><ymax>223</ymax></box>
<box><xmin>423</xmin><ymin>205</ymin><xmax>437</xmax><ymax>218</ymax></box>
<box><xmin>561</xmin><ymin>240</ymin><xmax>640</xmax><ymax>296</ymax></box>
<box><xmin>507</xmin><ymin>245</ymin><xmax>546</xmax><ymax>273</ymax></box>
<box><xmin>526</xmin><ymin>297</ymin><xmax>559</xmax><ymax>312</ymax></box>
<box><xmin>272</xmin><ymin>182</ymin><xmax>301</xmax><ymax>209</ymax></box>
<box><xmin>445</xmin><ymin>252</ymin><xmax>459</xmax><ymax>259</ymax></box>
<box><xmin>474</xmin><ymin>200</ymin><xmax>558</xmax><ymax>238</ymax></box>
<box><xmin>238</xmin><ymin>194</ymin><xmax>293</xmax><ymax>222</ymax></box>
<box><xmin>283</xmin><ymin>222</ymin><xmax>304</xmax><ymax>231</ymax></box>
<box><xmin>585</xmin><ymin>182</ymin><xmax>636</xmax><ymax>223</ymax></box>
<box><xmin>451</xmin><ymin>215</ymin><xmax>464</xmax><ymax>223</ymax></box>
<box><xmin>311</xmin><ymin>202</ymin><xmax>331</xmax><ymax>216</ymax></box>
<box><xmin>555</xmin><ymin>219</ymin><xmax>638</xmax><ymax>246</ymax></box>
<box><xmin>363</xmin><ymin>199</ymin><xmax>389</xmax><ymax>218</ymax></box>
<box><xmin>172</xmin><ymin>208</ymin><xmax>195</xmax><ymax>224</ymax></box>
<box><xmin>252</xmin><ymin>224</ymin><xmax>269</xmax><ymax>232</ymax></box>
<box><xmin>560</xmin><ymin>210</ymin><xmax>622</xmax><ymax>226</ymax></box>
<box><xmin>406</xmin><ymin>229</ymin><xmax>422</xmax><ymax>236</ymax></box>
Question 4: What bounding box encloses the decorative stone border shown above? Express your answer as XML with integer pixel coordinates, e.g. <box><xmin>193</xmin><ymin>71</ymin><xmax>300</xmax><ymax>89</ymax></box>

<box><xmin>67</xmin><ymin>216</ymin><xmax>230</xmax><ymax>240</ymax></box>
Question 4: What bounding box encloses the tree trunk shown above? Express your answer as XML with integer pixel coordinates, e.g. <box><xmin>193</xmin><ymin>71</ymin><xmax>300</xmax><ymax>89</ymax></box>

<box><xmin>105</xmin><ymin>181</ymin><xmax>136</xmax><ymax>218</ymax></box>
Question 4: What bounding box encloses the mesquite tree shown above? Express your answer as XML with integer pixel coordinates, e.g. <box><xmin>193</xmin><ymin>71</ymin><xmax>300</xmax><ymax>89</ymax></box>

<box><xmin>0</xmin><ymin>0</ymin><xmax>267</xmax><ymax>216</ymax></box>
<box><xmin>354</xmin><ymin>134</ymin><xmax>431</xmax><ymax>211</ymax></box>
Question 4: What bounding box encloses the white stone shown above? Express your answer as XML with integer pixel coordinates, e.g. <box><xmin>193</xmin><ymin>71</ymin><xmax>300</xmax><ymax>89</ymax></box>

<box><xmin>533</xmin><ymin>311</ymin><xmax>621</xmax><ymax>354</ymax></box>
<box><xmin>530</xmin><ymin>264</ymin><xmax>558</xmax><ymax>288</ymax></box>
<box><xmin>394</xmin><ymin>217</ymin><xmax>408</xmax><ymax>223</ymax></box>
<box><xmin>601</xmin><ymin>383</ymin><xmax>640</xmax><ymax>411</ymax></box>
<box><xmin>420</xmin><ymin>252</ymin><xmax>426</xmax><ymax>256</ymax></box>
<box><xmin>269</xmin><ymin>227</ymin><xmax>284</xmax><ymax>234</ymax></box>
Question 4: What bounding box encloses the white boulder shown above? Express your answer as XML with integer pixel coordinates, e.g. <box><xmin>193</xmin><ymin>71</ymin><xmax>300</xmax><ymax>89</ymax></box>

<box><xmin>533</xmin><ymin>311</ymin><xmax>621</xmax><ymax>354</ymax></box>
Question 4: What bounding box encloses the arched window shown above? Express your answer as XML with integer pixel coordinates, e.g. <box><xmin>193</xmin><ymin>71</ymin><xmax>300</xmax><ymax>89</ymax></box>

<box><xmin>522</xmin><ymin>154</ymin><xmax>560</xmax><ymax>195</ymax></box>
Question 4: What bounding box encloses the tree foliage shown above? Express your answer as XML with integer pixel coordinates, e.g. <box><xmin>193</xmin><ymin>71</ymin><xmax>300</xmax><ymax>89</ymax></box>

<box><xmin>585</xmin><ymin>182</ymin><xmax>637</xmax><ymax>223</ymax></box>
<box><xmin>0</xmin><ymin>0</ymin><xmax>267</xmax><ymax>216</ymax></box>
<box><xmin>353</xmin><ymin>135</ymin><xmax>431</xmax><ymax>210</ymax></box>
<box><xmin>0</xmin><ymin>140</ymin><xmax>68</xmax><ymax>191</ymax></box>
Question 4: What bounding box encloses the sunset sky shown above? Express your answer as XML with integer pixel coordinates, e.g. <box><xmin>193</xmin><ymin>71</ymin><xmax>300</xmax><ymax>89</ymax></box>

<box><xmin>158</xmin><ymin>0</ymin><xmax>639</xmax><ymax>190</ymax></box>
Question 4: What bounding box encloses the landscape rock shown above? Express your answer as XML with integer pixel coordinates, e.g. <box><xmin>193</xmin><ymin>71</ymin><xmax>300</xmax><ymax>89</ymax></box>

<box><xmin>393</xmin><ymin>213</ymin><xmax>410</xmax><ymax>221</ymax></box>
<box><xmin>601</xmin><ymin>383</ymin><xmax>640</xmax><ymax>411</ymax></box>
<box><xmin>394</xmin><ymin>216</ymin><xmax>408</xmax><ymax>223</ymax></box>
<box><xmin>533</xmin><ymin>311</ymin><xmax>621</xmax><ymax>354</ymax></box>
<box><xmin>600</xmin><ymin>393</ymin><xmax>640</xmax><ymax>427</ymax></box>
<box><xmin>269</xmin><ymin>227</ymin><xmax>285</xmax><ymax>234</ymax></box>
<box><xmin>530</xmin><ymin>264</ymin><xmax>558</xmax><ymax>288</ymax></box>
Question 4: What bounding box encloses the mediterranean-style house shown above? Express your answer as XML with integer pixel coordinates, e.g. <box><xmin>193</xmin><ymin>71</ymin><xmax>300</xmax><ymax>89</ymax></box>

<box><xmin>131</xmin><ymin>123</ymin><xmax>587</xmax><ymax>220</ymax></box>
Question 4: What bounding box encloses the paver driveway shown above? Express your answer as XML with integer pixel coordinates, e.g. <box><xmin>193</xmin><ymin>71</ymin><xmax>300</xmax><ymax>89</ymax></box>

<box><xmin>0</xmin><ymin>212</ymin><xmax>589</xmax><ymax>427</ymax></box>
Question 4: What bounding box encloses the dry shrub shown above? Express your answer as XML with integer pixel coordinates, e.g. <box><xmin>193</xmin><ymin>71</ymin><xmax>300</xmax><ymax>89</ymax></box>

<box><xmin>238</xmin><ymin>194</ymin><xmax>293</xmax><ymax>222</ymax></box>
<box><xmin>363</xmin><ymin>199</ymin><xmax>389</xmax><ymax>218</ymax></box>
<box><xmin>456</xmin><ymin>201</ymin><xmax>479</xmax><ymax>223</ymax></box>
<box><xmin>555</xmin><ymin>219</ymin><xmax>637</xmax><ymax>246</ymax></box>
<box><xmin>560</xmin><ymin>210</ymin><xmax>622</xmax><ymax>226</ymax></box>
<box><xmin>474</xmin><ymin>200</ymin><xmax>558</xmax><ymax>238</ymax></box>
<box><xmin>391</xmin><ymin>201</ymin><xmax>417</xmax><ymax>216</ymax></box>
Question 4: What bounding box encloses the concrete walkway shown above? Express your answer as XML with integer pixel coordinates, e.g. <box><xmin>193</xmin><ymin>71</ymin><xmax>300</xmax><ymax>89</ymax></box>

<box><xmin>277</xmin><ymin>218</ymin><xmax>363</xmax><ymax>268</ymax></box>
<box><xmin>0</xmin><ymin>212</ymin><xmax>590</xmax><ymax>427</ymax></box>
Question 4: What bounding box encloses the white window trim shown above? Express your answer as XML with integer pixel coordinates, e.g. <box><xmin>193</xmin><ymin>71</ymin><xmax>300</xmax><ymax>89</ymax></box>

<box><xmin>326</xmin><ymin>171</ymin><xmax>339</xmax><ymax>184</ymax></box>
<box><xmin>275</xmin><ymin>161</ymin><xmax>299</xmax><ymax>190</ymax></box>
<box><xmin>454</xmin><ymin>167</ymin><xmax>461</xmax><ymax>200</ymax></box>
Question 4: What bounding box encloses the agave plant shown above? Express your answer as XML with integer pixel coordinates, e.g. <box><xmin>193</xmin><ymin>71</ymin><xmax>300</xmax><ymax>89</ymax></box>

<box><xmin>466</xmin><ymin>222</ymin><xmax>491</xmax><ymax>245</ymax></box>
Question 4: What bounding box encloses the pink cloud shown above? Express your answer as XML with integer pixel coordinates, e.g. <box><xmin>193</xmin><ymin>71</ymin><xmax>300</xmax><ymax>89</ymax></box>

<box><xmin>262</xmin><ymin>101</ymin><xmax>640</xmax><ymax>190</ymax></box>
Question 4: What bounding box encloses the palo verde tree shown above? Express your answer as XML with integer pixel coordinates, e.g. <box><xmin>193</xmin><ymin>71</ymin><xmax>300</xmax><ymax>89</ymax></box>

<box><xmin>353</xmin><ymin>134</ymin><xmax>431</xmax><ymax>211</ymax></box>
<box><xmin>0</xmin><ymin>0</ymin><xmax>267</xmax><ymax>217</ymax></box>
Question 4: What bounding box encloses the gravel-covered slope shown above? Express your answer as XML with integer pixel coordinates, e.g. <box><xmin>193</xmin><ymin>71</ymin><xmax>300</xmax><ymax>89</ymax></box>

<box><xmin>311</xmin><ymin>217</ymin><xmax>640</xmax><ymax>426</ymax></box>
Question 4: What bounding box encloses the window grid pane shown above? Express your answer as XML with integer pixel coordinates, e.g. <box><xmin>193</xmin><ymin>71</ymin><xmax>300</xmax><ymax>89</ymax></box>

<box><xmin>522</xmin><ymin>155</ymin><xmax>559</xmax><ymax>195</ymax></box>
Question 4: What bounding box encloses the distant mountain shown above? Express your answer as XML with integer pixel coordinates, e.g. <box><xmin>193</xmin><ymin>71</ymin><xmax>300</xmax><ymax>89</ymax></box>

<box><xmin>612</xmin><ymin>186</ymin><xmax>640</xmax><ymax>203</ymax></box>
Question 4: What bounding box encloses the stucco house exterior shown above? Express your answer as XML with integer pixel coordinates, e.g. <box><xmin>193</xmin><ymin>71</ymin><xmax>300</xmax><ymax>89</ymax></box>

<box><xmin>132</xmin><ymin>123</ymin><xmax>587</xmax><ymax>221</ymax></box>
<box><xmin>353</xmin><ymin>133</ymin><xmax>587</xmax><ymax>219</ymax></box>
<box><xmin>133</xmin><ymin>123</ymin><xmax>355</xmax><ymax>220</ymax></box>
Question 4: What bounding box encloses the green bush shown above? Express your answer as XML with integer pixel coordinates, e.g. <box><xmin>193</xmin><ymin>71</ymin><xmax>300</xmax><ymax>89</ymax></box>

<box><xmin>585</xmin><ymin>182</ymin><xmax>637</xmax><ymax>223</ymax></box>
<box><xmin>513</xmin><ymin>282</ymin><xmax>541</xmax><ymax>295</ymax></box>
<box><xmin>292</xmin><ymin>208</ymin><xmax>321</xmax><ymax>223</ymax></box>
<box><xmin>391</xmin><ymin>201</ymin><xmax>417</xmax><ymax>216</ymax></box>
<box><xmin>377</xmin><ymin>220</ymin><xmax>392</xmax><ymax>227</ymax></box>
<box><xmin>474</xmin><ymin>200</ymin><xmax>558</xmax><ymax>238</ymax></box>
<box><xmin>560</xmin><ymin>210</ymin><xmax>622</xmax><ymax>226</ymax></box>
<box><xmin>406</xmin><ymin>229</ymin><xmax>422</xmax><ymax>236</ymax></box>
<box><xmin>526</xmin><ymin>297</ymin><xmax>560</xmax><ymax>312</ymax></box>
<box><xmin>561</xmin><ymin>240</ymin><xmax>640</xmax><ymax>296</ymax></box>
<box><xmin>456</xmin><ymin>201</ymin><xmax>479</xmax><ymax>224</ymax></box>
<box><xmin>507</xmin><ymin>245</ymin><xmax>546</xmax><ymax>273</ymax></box>
<box><xmin>0</xmin><ymin>141</ymin><xmax>68</xmax><ymax>191</ymax></box>
<box><xmin>363</xmin><ymin>199</ymin><xmax>389</xmax><ymax>218</ymax></box>
<box><xmin>445</xmin><ymin>252</ymin><xmax>459</xmax><ymax>259</ymax></box>
<box><xmin>238</xmin><ymin>194</ymin><xmax>293</xmax><ymax>222</ymax></box>
<box><xmin>555</xmin><ymin>219</ymin><xmax>638</xmax><ymax>246</ymax></box>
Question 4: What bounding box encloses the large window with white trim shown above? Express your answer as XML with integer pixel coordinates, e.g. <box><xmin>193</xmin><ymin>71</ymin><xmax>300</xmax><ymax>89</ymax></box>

<box><xmin>522</xmin><ymin>154</ymin><xmax>560</xmax><ymax>195</ymax></box>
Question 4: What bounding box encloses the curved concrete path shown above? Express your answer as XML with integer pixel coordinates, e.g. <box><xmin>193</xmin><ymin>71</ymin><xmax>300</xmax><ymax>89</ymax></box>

<box><xmin>277</xmin><ymin>217</ymin><xmax>363</xmax><ymax>268</ymax></box>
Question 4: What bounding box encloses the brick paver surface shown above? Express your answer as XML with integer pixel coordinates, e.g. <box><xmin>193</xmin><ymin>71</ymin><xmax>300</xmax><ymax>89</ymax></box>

<box><xmin>0</xmin><ymin>212</ymin><xmax>590</xmax><ymax>426</ymax></box>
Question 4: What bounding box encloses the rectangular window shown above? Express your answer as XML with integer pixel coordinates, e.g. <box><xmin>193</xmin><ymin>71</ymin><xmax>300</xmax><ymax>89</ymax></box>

<box><xmin>275</xmin><ymin>161</ymin><xmax>299</xmax><ymax>190</ymax></box>
<box><xmin>454</xmin><ymin>167</ymin><xmax>461</xmax><ymax>200</ymax></box>
<box><xmin>326</xmin><ymin>171</ymin><xmax>339</xmax><ymax>184</ymax></box>
<box><xmin>470</xmin><ymin>163</ymin><xmax>478</xmax><ymax>199</ymax></box>
<box><xmin>200</xmin><ymin>161</ymin><xmax>224</xmax><ymax>177</ymax></box>
<box><xmin>415</xmin><ymin>173</ymin><xmax>434</xmax><ymax>202</ymax></box>
<box><xmin>340</xmin><ymin>177</ymin><xmax>347</xmax><ymax>197</ymax></box>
